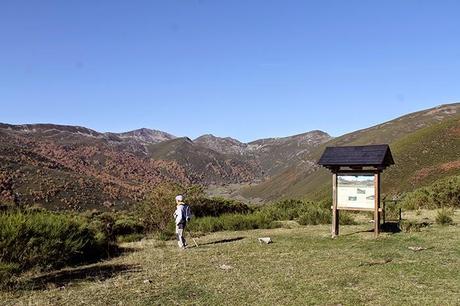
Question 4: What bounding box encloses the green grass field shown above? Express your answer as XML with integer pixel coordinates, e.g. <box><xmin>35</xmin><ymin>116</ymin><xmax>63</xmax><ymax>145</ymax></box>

<box><xmin>2</xmin><ymin>210</ymin><xmax>459</xmax><ymax>306</ymax></box>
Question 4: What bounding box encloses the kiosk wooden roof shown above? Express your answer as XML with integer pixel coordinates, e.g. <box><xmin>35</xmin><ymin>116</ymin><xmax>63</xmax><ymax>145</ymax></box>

<box><xmin>318</xmin><ymin>144</ymin><xmax>394</xmax><ymax>171</ymax></box>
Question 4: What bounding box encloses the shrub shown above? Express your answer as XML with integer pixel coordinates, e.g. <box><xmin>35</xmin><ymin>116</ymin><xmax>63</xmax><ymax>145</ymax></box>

<box><xmin>116</xmin><ymin>233</ymin><xmax>144</xmax><ymax>243</ymax></box>
<box><xmin>262</xmin><ymin>199</ymin><xmax>307</xmax><ymax>221</ymax></box>
<box><xmin>297</xmin><ymin>206</ymin><xmax>330</xmax><ymax>225</ymax></box>
<box><xmin>137</xmin><ymin>183</ymin><xmax>183</xmax><ymax>232</ymax></box>
<box><xmin>190</xmin><ymin>197</ymin><xmax>251</xmax><ymax>218</ymax></box>
<box><xmin>263</xmin><ymin>199</ymin><xmax>355</xmax><ymax>226</ymax></box>
<box><xmin>187</xmin><ymin>212</ymin><xmax>276</xmax><ymax>233</ymax></box>
<box><xmin>339</xmin><ymin>212</ymin><xmax>357</xmax><ymax>225</ymax></box>
<box><xmin>156</xmin><ymin>221</ymin><xmax>177</xmax><ymax>241</ymax></box>
<box><xmin>137</xmin><ymin>183</ymin><xmax>252</xmax><ymax>233</ymax></box>
<box><xmin>435</xmin><ymin>208</ymin><xmax>454</xmax><ymax>226</ymax></box>
<box><xmin>113</xmin><ymin>217</ymin><xmax>144</xmax><ymax>236</ymax></box>
<box><xmin>0</xmin><ymin>262</ymin><xmax>19</xmax><ymax>288</ymax></box>
<box><xmin>399</xmin><ymin>220</ymin><xmax>431</xmax><ymax>232</ymax></box>
<box><xmin>0</xmin><ymin>211</ymin><xmax>108</xmax><ymax>273</ymax></box>
<box><xmin>400</xmin><ymin>175</ymin><xmax>460</xmax><ymax>210</ymax></box>
<box><xmin>137</xmin><ymin>183</ymin><xmax>210</xmax><ymax>232</ymax></box>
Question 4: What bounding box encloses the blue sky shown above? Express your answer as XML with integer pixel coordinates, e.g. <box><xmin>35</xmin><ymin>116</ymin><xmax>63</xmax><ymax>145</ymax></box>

<box><xmin>1</xmin><ymin>1</ymin><xmax>459</xmax><ymax>142</ymax></box>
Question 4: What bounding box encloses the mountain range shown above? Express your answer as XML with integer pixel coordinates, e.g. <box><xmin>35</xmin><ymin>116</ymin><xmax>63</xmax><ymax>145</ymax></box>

<box><xmin>0</xmin><ymin>121</ymin><xmax>330</xmax><ymax>210</ymax></box>
<box><xmin>0</xmin><ymin>103</ymin><xmax>459</xmax><ymax>210</ymax></box>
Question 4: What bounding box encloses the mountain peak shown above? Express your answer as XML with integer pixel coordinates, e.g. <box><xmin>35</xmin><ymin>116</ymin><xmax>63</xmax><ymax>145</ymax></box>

<box><xmin>249</xmin><ymin>130</ymin><xmax>332</xmax><ymax>146</ymax></box>
<box><xmin>194</xmin><ymin>134</ymin><xmax>247</xmax><ymax>155</ymax></box>
<box><xmin>115</xmin><ymin>128</ymin><xmax>176</xmax><ymax>144</ymax></box>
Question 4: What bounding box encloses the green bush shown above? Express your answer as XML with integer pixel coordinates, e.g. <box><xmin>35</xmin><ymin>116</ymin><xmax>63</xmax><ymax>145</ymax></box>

<box><xmin>435</xmin><ymin>208</ymin><xmax>454</xmax><ymax>225</ymax></box>
<box><xmin>156</xmin><ymin>221</ymin><xmax>177</xmax><ymax>241</ymax></box>
<box><xmin>0</xmin><ymin>262</ymin><xmax>19</xmax><ymax>288</ymax></box>
<box><xmin>262</xmin><ymin>199</ymin><xmax>355</xmax><ymax>226</ymax></box>
<box><xmin>339</xmin><ymin>212</ymin><xmax>357</xmax><ymax>225</ymax></box>
<box><xmin>0</xmin><ymin>211</ymin><xmax>108</xmax><ymax>273</ymax></box>
<box><xmin>137</xmin><ymin>183</ymin><xmax>208</xmax><ymax>233</ymax></box>
<box><xmin>190</xmin><ymin>197</ymin><xmax>251</xmax><ymax>218</ymax></box>
<box><xmin>399</xmin><ymin>220</ymin><xmax>431</xmax><ymax>232</ymax></box>
<box><xmin>141</xmin><ymin>189</ymin><xmax>355</xmax><ymax>236</ymax></box>
<box><xmin>188</xmin><ymin>212</ymin><xmax>277</xmax><ymax>233</ymax></box>
<box><xmin>116</xmin><ymin>233</ymin><xmax>144</xmax><ymax>243</ymax></box>
<box><xmin>400</xmin><ymin>175</ymin><xmax>460</xmax><ymax>210</ymax></box>
<box><xmin>113</xmin><ymin>217</ymin><xmax>144</xmax><ymax>236</ymax></box>
<box><xmin>262</xmin><ymin>199</ymin><xmax>307</xmax><ymax>221</ymax></box>
<box><xmin>297</xmin><ymin>206</ymin><xmax>330</xmax><ymax>225</ymax></box>
<box><xmin>137</xmin><ymin>183</ymin><xmax>254</xmax><ymax>233</ymax></box>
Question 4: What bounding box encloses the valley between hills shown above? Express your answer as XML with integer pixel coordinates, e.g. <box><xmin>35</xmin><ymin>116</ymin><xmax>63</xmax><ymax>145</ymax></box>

<box><xmin>0</xmin><ymin>103</ymin><xmax>459</xmax><ymax>211</ymax></box>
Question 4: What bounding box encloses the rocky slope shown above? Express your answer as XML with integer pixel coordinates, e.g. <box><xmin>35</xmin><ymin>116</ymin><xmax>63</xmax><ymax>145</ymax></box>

<box><xmin>194</xmin><ymin>130</ymin><xmax>332</xmax><ymax>177</ymax></box>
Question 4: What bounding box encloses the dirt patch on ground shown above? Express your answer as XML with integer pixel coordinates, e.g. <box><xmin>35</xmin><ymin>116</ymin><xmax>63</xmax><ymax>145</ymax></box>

<box><xmin>440</xmin><ymin>160</ymin><xmax>460</xmax><ymax>171</ymax></box>
<box><xmin>414</xmin><ymin>161</ymin><xmax>460</xmax><ymax>182</ymax></box>
<box><xmin>414</xmin><ymin>167</ymin><xmax>434</xmax><ymax>181</ymax></box>
<box><xmin>448</xmin><ymin>125</ymin><xmax>460</xmax><ymax>137</ymax></box>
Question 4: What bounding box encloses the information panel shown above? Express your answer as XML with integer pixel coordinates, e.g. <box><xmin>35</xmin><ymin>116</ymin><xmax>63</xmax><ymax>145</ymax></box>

<box><xmin>337</xmin><ymin>174</ymin><xmax>375</xmax><ymax>210</ymax></box>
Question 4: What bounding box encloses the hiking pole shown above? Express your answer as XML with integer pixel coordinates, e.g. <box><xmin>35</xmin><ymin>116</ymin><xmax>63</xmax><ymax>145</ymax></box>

<box><xmin>187</xmin><ymin>228</ymin><xmax>199</xmax><ymax>248</ymax></box>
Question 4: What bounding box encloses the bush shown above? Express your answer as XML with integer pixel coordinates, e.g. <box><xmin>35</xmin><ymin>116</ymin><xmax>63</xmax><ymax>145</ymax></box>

<box><xmin>156</xmin><ymin>221</ymin><xmax>177</xmax><ymax>241</ymax></box>
<box><xmin>137</xmin><ymin>183</ymin><xmax>253</xmax><ymax>233</ymax></box>
<box><xmin>116</xmin><ymin>233</ymin><xmax>144</xmax><ymax>243</ymax></box>
<box><xmin>262</xmin><ymin>199</ymin><xmax>307</xmax><ymax>221</ymax></box>
<box><xmin>0</xmin><ymin>262</ymin><xmax>19</xmax><ymax>288</ymax></box>
<box><xmin>297</xmin><ymin>206</ymin><xmax>330</xmax><ymax>225</ymax></box>
<box><xmin>113</xmin><ymin>217</ymin><xmax>144</xmax><ymax>236</ymax></box>
<box><xmin>136</xmin><ymin>183</ymin><xmax>182</xmax><ymax>232</ymax></box>
<box><xmin>188</xmin><ymin>212</ymin><xmax>277</xmax><ymax>233</ymax></box>
<box><xmin>262</xmin><ymin>199</ymin><xmax>355</xmax><ymax>226</ymax></box>
<box><xmin>190</xmin><ymin>197</ymin><xmax>251</xmax><ymax>218</ymax></box>
<box><xmin>399</xmin><ymin>220</ymin><xmax>431</xmax><ymax>232</ymax></box>
<box><xmin>435</xmin><ymin>208</ymin><xmax>454</xmax><ymax>225</ymax></box>
<box><xmin>400</xmin><ymin>175</ymin><xmax>460</xmax><ymax>210</ymax></box>
<box><xmin>0</xmin><ymin>211</ymin><xmax>108</xmax><ymax>273</ymax></box>
<box><xmin>339</xmin><ymin>212</ymin><xmax>357</xmax><ymax>225</ymax></box>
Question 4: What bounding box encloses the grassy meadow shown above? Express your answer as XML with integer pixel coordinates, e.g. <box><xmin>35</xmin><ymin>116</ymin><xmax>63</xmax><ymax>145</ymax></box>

<box><xmin>1</xmin><ymin>210</ymin><xmax>459</xmax><ymax>306</ymax></box>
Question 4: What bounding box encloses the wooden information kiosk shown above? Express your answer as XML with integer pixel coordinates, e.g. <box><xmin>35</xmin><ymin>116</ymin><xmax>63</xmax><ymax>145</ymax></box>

<box><xmin>318</xmin><ymin>145</ymin><xmax>394</xmax><ymax>237</ymax></box>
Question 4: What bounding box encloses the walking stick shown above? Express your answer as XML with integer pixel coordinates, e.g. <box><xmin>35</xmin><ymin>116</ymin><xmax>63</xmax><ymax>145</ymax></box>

<box><xmin>187</xmin><ymin>228</ymin><xmax>199</xmax><ymax>248</ymax></box>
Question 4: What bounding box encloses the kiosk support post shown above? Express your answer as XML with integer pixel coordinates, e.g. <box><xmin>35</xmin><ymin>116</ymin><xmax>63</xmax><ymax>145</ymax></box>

<box><xmin>332</xmin><ymin>173</ymin><xmax>339</xmax><ymax>237</ymax></box>
<box><xmin>374</xmin><ymin>172</ymin><xmax>381</xmax><ymax>237</ymax></box>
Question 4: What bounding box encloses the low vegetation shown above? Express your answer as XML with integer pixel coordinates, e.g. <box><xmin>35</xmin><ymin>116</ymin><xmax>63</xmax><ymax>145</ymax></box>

<box><xmin>399</xmin><ymin>175</ymin><xmax>460</xmax><ymax>210</ymax></box>
<box><xmin>2</xmin><ymin>209</ymin><xmax>459</xmax><ymax>305</ymax></box>
<box><xmin>136</xmin><ymin>183</ymin><xmax>251</xmax><ymax>232</ymax></box>
<box><xmin>435</xmin><ymin>208</ymin><xmax>454</xmax><ymax>225</ymax></box>
<box><xmin>0</xmin><ymin>210</ymin><xmax>109</xmax><ymax>288</ymax></box>
<box><xmin>188</xmin><ymin>212</ymin><xmax>276</xmax><ymax>233</ymax></box>
<box><xmin>180</xmin><ymin>199</ymin><xmax>356</xmax><ymax>235</ymax></box>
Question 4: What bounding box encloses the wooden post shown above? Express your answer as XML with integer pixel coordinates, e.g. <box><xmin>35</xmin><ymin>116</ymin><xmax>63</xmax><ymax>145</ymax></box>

<box><xmin>374</xmin><ymin>172</ymin><xmax>381</xmax><ymax>237</ymax></box>
<box><xmin>332</xmin><ymin>172</ymin><xmax>339</xmax><ymax>238</ymax></box>
<box><xmin>382</xmin><ymin>201</ymin><xmax>386</xmax><ymax>224</ymax></box>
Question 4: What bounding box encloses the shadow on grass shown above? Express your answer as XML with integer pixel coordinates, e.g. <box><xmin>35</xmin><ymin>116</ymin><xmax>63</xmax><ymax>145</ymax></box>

<box><xmin>7</xmin><ymin>246</ymin><xmax>143</xmax><ymax>291</ymax></box>
<box><xmin>381</xmin><ymin>222</ymin><xmax>401</xmax><ymax>233</ymax></box>
<box><xmin>341</xmin><ymin>229</ymin><xmax>374</xmax><ymax>236</ymax></box>
<box><xmin>18</xmin><ymin>263</ymin><xmax>142</xmax><ymax>291</ymax></box>
<box><xmin>342</xmin><ymin>222</ymin><xmax>402</xmax><ymax>236</ymax></box>
<box><xmin>198</xmin><ymin>237</ymin><xmax>245</xmax><ymax>246</ymax></box>
<box><xmin>108</xmin><ymin>246</ymin><xmax>143</xmax><ymax>257</ymax></box>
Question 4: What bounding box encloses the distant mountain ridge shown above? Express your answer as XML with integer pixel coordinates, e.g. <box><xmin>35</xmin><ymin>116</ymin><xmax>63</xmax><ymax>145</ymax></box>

<box><xmin>113</xmin><ymin>128</ymin><xmax>177</xmax><ymax>144</ymax></box>
<box><xmin>0</xmin><ymin>121</ymin><xmax>330</xmax><ymax>210</ymax></box>
<box><xmin>1</xmin><ymin>103</ymin><xmax>458</xmax><ymax>211</ymax></box>
<box><xmin>241</xmin><ymin>103</ymin><xmax>460</xmax><ymax>201</ymax></box>
<box><xmin>193</xmin><ymin>130</ymin><xmax>332</xmax><ymax>176</ymax></box>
